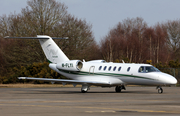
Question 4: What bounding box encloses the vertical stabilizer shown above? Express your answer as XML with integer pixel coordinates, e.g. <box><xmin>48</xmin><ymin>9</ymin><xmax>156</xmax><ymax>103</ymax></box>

<box><xmin>37</xmin><ymin>35</ymin><xmax>69</xmax><ymax>63</ymax></box>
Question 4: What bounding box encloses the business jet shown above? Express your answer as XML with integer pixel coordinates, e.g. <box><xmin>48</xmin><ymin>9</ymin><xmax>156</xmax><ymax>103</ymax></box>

<box><xmin>5</xmin><ymin>35</ymin><xmax>177</xmax><ymax>93</ymax></box>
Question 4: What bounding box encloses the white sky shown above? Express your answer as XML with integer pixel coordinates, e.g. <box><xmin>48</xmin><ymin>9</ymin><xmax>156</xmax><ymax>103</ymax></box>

<box><xmin>1</xmin><ymin>0</ymin><xmax>180</xmax><ymax>43</ymax></box>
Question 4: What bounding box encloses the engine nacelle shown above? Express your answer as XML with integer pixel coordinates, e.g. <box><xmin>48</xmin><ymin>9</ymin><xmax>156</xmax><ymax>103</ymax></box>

<box><xmin>87</xmin><ymin>60</ymin><xmax>106</xmax><ymax>63</ymax></box>
<box><xmin>56</xmin><ymin>60</ymin><xmax>83</xmax><ymax>71</ymax></box>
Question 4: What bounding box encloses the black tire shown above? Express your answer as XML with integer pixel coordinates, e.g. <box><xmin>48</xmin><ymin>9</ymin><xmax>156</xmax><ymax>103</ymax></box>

<box><xmin>81</xmin><ymin>90</ymin><xmax>87</xmax><ymax>93</ymax></box>
<box><xmin>115</xmin><ymin>86</ymin><xmax>122</xmax><ymax>92</ymax></box>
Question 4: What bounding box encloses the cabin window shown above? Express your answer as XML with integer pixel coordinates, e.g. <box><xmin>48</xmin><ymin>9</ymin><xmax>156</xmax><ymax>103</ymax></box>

<box><xmin>108</xmin><ymin>66</ymin><xmax>112</xmax><ymax>71</ymax></box>
<box><xmin>99</xmin><ymin>66</ymin><xmax>102</xmax><ymax>70</ymax></box>
<box><xmin>104</xmin><ymin>66</ymin><xmax>107</xmax><ymax>71</ymax></box>
<box><xmin>113</xmin><ymin>66</ymin><xmax>116</xmax><ymax>71</ymax></box>
<box><xmin>127</xmin><ymin>67</ymin><xmax>130</xmax><ymax>72</ymax></box>
<box><xmin>118</xmin><ymin>67</ymin><xmax>121</xmax><ymax>71</ymax></box>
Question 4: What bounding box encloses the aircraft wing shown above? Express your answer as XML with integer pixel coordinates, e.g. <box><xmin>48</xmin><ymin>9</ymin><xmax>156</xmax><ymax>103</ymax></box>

<box><xmin>18</xmin><ymin>77</ymin><xmax>110</xmax><ymax>86</ymax></box>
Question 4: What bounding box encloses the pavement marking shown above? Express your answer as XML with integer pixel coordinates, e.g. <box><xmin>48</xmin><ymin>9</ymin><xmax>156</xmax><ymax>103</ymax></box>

<box><xmin>85</xmin><ymin>110</ymin><xmax>116</xmax><ymax>113</ymax></box>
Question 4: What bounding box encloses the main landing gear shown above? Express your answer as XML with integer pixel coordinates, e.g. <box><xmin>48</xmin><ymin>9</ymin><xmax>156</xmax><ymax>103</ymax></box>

<box><xmin>156</xmin><ymin>86</ymin><xmax>163</xmax><ymax>94</ymax></box>
<box><xmin>115</xmin><ymin>85</ymin><xmax>126</xmax><ymax>92</ymax></box>
<box><xmin>81</xmin><ymin>85</ymin><xmax>90</xmax><ymax>93</ymax></box>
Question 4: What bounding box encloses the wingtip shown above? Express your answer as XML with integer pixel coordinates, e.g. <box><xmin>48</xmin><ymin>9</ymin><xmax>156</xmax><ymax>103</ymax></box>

<box><xmin>64</xmin><ymin>37</ymin><xmax>69</xmax><ymax>39</ymax></box>
<box><xmin>18</xmin><ymin>77</ymin><xmax>27</xmax><ymax>79</ymax></box>
<box><xmin>4</xmin><ymin>36</ymin><xmax>10</xmax><ymax>38</ymax></box>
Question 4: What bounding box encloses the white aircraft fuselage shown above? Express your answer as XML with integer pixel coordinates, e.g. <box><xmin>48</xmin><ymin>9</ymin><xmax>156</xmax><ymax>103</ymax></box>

<box><xmin>49</xmin><ymin>62</ymin><xmax>177</xmax><ymax>86</ymax></box>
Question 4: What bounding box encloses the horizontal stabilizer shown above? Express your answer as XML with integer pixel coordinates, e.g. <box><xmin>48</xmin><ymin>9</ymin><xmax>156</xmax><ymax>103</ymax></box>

<box><xmin>4</xmin><ymin>36</ymin><xmax>68</xmax><ymax>39</ymax></box>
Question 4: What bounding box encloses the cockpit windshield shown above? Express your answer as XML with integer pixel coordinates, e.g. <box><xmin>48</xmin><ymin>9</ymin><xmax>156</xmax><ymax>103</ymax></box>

<box><xmin>138</xmin><ymin>66</ymin><xmax>160</xmax><ymax>73</ymax></box>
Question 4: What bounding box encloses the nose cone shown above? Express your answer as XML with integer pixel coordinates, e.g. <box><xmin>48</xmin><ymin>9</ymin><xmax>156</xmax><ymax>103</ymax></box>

<box><xmin>160</xmin><ymin>73</ymin><xmax>177</xmax><ymax>85</ymax></box>
<box><xmin>170</xmin><ymin>77</ymin><xmax>178</xmax><ymax>85</ymax></box>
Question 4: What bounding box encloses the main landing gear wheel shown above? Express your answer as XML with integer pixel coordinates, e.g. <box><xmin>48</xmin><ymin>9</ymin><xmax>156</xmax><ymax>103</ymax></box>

<box><xmin>115</xmin><ymin>85</ymin><xmax>126</xmax><ymax>93</ymax></box>
<box><xmin>81</xmin><ymin>90</ymin><xmax>87</xmax><ymax>93</ymax></box>
<box><xmin>156</xmin><ymin>86</ymin><xmax>163</xmax><ymax>94</ymax></box>
<box><xmin>115</xmin><ymin>86</ymin><xmax>121</xmax><ymax>92</ymax></box>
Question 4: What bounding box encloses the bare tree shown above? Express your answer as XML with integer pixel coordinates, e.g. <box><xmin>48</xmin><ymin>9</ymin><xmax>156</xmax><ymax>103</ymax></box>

<box><xmin>143</xmin><ymin>27</ymin><xmax>155</xmax><ymax>62</ymax></box>
<box><xmin>20</xmin><ymin>0</ymin><xmax>67</xmax><ymax>35</ymax></box>
<box><xmin>165</xmin><ymin>20</ymin><xmax>180</xmax><ymax>60</ymax></box>
<box><xmin>154</xmin><ymin>24</ymin><xmax>167</xmax><ymax>63</ymax></box>
<box><xmin>100</xmin><ymin>17</ymin><xmax>170</xmax><ymax>64</ymax></box>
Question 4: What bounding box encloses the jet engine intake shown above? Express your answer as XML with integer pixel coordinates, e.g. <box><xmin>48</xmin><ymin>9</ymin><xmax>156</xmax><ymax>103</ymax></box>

<box><xmin>56</xmin><ymin>60</ymin><xmax>83</xmax><ymax>71</ymax></box>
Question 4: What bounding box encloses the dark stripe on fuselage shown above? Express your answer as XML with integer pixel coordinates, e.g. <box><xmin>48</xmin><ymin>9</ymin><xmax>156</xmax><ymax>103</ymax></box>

<box><xmin>58</xmin><ymin>69</ymin><xmax>154</xmax><ymax>80</ymax></box>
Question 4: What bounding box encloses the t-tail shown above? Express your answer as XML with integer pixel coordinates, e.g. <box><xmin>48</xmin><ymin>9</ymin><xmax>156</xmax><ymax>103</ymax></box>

<box><xmin>37</xmin><ymin>35</ymin><xmax>69</xmax><ymax>64</ymax></box>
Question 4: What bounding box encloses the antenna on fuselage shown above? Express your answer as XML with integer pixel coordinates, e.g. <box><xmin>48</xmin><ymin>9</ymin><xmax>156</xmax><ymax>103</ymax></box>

<box><xmin>122</xmin><ymin>60</ymin><xmax>125</xmax><ymax>63</ymax></box>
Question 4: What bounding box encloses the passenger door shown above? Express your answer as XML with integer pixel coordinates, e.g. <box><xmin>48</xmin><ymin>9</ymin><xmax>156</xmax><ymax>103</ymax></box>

<box><xmin>89</xmin><ymin>66</ymin><xmax>95</xmax><ymax>75</ymax></box>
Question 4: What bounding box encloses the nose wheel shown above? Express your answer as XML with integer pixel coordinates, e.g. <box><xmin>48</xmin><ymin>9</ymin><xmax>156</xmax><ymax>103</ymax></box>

<box><xmin>115</xmin><ymin>85</ymin><xmax>126</xmax><ymax>92</ymax></box>
<box><xmin>156</xmin><ymin>86</ymin><xmax>163</xmax><ymax>94</ymax></box>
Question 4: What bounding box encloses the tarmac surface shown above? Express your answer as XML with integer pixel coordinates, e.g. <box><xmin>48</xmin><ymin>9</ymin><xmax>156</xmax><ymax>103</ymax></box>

<box><xmin>0</xmin><ymin>86</ymin><xmax>180</xmax><ymax>116</ymax></box>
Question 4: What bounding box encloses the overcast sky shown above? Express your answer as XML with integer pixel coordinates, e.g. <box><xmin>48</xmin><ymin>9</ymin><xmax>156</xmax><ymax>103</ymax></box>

<box><xmin>1</xmin><ymin>0</ymin><xmax>180</xmax><ymax>43</ymax></box>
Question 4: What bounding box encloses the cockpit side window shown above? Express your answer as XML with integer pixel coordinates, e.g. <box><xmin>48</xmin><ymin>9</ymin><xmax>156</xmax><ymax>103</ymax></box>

<box><xmin>145</xmin><ymin>66</ymin><xmax>160</xmax><ymax>72</ymax></box>
<box><xmin>139</xmin><ymin>66</ymin><xmax>161</xmax><ymax>73</ymax></box>
<box><xmin>154</xmin><ymin>67</ymin><xmax>160</xmax><ymax>72</ymax></box>
<box><xmin>138</xmin><ymin>66</ymin><xmax>145</xmax><ymax>73</ymax></box>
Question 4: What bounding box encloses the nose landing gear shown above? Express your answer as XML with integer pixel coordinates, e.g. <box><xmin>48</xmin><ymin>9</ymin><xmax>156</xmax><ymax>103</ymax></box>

<box><xmin>156</xmin><ymin>86</ymin><xmax>163</xmax><ymax>94</ymax></box>
<box><xmin>115</xmin><ymin>85</ymin><xmax>126</xmax><ymax>93</ymax></box>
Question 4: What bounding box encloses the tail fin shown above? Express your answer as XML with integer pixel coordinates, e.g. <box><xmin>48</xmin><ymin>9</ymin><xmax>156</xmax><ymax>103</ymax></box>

<box><xmin>37</xmin><ymin>35</ymin><xmax>69</xmax><ymax>64</ymax></box>
<box><xmin>4</xmin><ymin>35</ymin><xmax>69</xmax><ymax>64</ymax></box>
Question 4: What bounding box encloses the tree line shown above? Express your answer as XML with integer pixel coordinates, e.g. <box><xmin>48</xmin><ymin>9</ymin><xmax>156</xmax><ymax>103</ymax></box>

<box><xmin>0</xmin><ymin>0</ymin><xmax>180</xmax><ymax>84</ymax></box>
<box><xmin>100</xmin><ymin>17</ymin><xmax>180</xmax><ymax>66</ymax></box>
